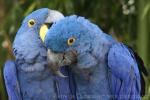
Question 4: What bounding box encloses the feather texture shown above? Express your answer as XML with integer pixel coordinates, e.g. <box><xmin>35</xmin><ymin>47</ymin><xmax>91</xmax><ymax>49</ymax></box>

<box><xmin>44</xmin><ymin>15</ymin><xmax>147</xmax><ymax>100</ymax></box>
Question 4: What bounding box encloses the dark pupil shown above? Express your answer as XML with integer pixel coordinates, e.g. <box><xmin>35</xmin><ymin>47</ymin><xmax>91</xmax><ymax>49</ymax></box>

<box><xmin>30</xmin><ymin>21</ymin><xmax>34</xmax><ymax>25</ymax></box>
<box><xmin>69</xmin><ymin>39</ymin><xmax>74</xmax><ymax>43</ymax></box>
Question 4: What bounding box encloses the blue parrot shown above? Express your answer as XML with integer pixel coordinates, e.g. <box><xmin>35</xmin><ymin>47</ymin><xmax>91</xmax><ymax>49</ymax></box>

<box><xmin>3</xmin><ymin>8</ymin><xmax>75</xmax><ymax>100</ymax></box>
<box><xmin>43</xmin><ymin>15</ymin><xmax>148</xmax><ymax>100</ymax></box>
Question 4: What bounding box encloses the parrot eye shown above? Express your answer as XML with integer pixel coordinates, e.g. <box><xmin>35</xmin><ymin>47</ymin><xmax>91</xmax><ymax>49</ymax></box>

<box><xmin>28</xmin><ymin>19</ymin><xmax>36</xmax><ymax>27</ymax></box>
<box><xmin>67</xmin><ymin>37</ymin><xmax>76</xmax><ymax>46</ymax></box>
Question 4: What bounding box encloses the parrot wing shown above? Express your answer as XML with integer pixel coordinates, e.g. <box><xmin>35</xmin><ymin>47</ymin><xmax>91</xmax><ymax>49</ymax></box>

<box><xmin>107</xmin><ymin>43</ymin><xmax>142</xmax><ymax>99</ymax></box>
<box><xmin>3</xmin><ymin>60</ymin><xmax>22</xmax><ymax>100</ymax></box>
<box><xmin>125</xmin><ymin>45</ymin><xmax>148</xmax><ymax>96</ymax></box>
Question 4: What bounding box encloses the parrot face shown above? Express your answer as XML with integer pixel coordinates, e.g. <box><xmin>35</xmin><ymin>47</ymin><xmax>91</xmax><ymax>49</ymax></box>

<box><xmin>45</xmin><ymin>15</ymin><xmax>101</xmax><ymax>54</ymax></box>
<box><xmin>13</xmin><ymin>8</ymin><xmax>64</xmax><ymax>72</ymax></box>
<box><xmin>43</xmin><ymin>15</ymin><xmax>103</xmax><ymax>74</ymax></box>
<box><xmin>13</xmin><ymin>8</ymin><xmax>64</xmax><ymax>59</ymax></box>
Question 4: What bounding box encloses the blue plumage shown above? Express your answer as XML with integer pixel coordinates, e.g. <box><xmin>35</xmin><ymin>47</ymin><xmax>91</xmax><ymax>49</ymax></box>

<box><xmin>108</xmin><ymin>43</ymin><xmax>141</xmax><ymax>99</ymax></box>
<box><xmin>44</xmin><ymin>15</ymin><xmax>147</xmax><ymax>100</ymax></box>
<box><xmin>4</xmin><ymin>8</ymin><xmax>74</xmax><ymax>100</ymax></box>
<box><xmin>4</xmin><ymin>60</ymin><xmax>22</xmax><ymax>100</ymax></box>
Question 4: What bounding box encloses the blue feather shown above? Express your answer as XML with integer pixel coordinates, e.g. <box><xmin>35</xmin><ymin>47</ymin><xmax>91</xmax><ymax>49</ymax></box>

<box><xmin>44</xmin><ymin>15</ymin><xmax>146</xmax><ymax>100</ymax></box>
<box><xmin>108</xmin><ymin>43</ymin><xmax>141</xmax><ymax>99</ymax></box>
<box><xmin>3</xmin><ymin>60</ymin><xmax>22</xmax><ymax>100</ymax></box>
<box><xmin>4</xmin><ymin>8</ymin><xmax>74</xmax><ymax>100</ymax></box>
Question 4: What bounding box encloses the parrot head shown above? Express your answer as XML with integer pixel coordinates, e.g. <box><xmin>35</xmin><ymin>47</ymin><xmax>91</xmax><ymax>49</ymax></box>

<box><xmin>44</xmin><ymin>15</ymin><xmax>103</xmax><ymax>53</ymax></box>
<box><xmin>42</xmin><ymin>15</ymin><xmax>104</xmax><ymax>75</ymax></box>
<box><xmin>13</xmin><ymin>8</ymin><xmax>64</xmax><ymax>73</ymax></box>
<box><xmin>13</xmin><ymin>8</ymin><xmax>64</xmax><ymax>59</ymax></box>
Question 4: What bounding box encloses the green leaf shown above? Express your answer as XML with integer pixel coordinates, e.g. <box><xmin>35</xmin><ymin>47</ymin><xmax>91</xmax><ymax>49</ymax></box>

<box><xmin>142</xmin><ymin>2</ymin><xmax>150</xmax><ymax>19</ymax></box>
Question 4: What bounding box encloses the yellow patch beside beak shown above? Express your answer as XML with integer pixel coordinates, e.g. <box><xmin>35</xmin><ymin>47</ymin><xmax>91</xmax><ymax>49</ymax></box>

<box><xmin>39</xmin><ymin>24</ymin><xmax>49</xmax><ymax>42</ymax></box>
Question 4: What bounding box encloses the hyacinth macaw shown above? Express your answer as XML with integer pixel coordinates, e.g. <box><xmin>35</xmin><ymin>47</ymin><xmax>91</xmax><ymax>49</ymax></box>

<box><xmin>42</xmin><ymin>15</ymin><xmax>148</xmax><ymax>100</ymax></box>
<box><xmin>3</xmin><ymin>8</ymin><xmax>75</xmax><ymax>100</ymax></box>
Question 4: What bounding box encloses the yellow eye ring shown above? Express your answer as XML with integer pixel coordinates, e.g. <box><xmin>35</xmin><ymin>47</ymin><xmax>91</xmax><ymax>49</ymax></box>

<box><xmin>28</xmin><ymin>19</ymin><xmax>36</xmax><ymax>27</ymax></box>
<box><xmin>67</xmin><ymin>37</ymin><xmax>76</xmax><ymax>46</ymax></box>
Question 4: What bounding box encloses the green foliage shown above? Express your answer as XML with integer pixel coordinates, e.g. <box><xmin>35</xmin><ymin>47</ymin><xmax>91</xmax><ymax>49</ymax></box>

<box><xmin>142</xmin><ymin>1</ymin><xmax>150</xmax><ymax>19</ymax></box>
<box><xmin>0</xmin><ymin>0</ymin><xmax>149</xmax><ymax>99</ymax></box>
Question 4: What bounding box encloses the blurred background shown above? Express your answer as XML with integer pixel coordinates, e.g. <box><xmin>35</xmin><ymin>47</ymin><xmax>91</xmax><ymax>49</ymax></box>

<box><xmin>0</xmin><ymin>0</ymin><xmax>149</xmax><ymax>99</ymax></box>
